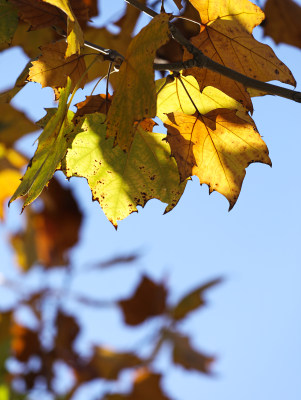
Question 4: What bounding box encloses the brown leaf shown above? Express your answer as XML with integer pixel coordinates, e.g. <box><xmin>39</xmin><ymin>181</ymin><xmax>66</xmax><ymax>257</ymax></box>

<box><xmin>106</xmin><ymin>13</ymin><xmax>170</xmax><ymax>151</ymax></box>
<box><xmin>55</xmin><ymin>310</ymin><xmax>80</xmax><ymax>353</ymax></box>
<box><xmin>75</xmin><ymin>94</ymin><xmax>112</xmax><ymax>117</ymax></box>
<box><xmin>171</xmin><ymin>278</ymin><xmax>223</xmax><ymax>321</ymax></box>
<box><xmin>184</xmin><ymin>0</ymin><xmax>296</xmax><ymax>110</ymax></box>
<box><xmin>10</xmin><ymin>0</ymin><xmax>89</xmax><ymax>30</ymax></box>
<box><xmin>164</xmin><ymin>109</ymin><xmax>271</xmax><ymax>209</ymax></box>
<box><xmin>119</xmin><ymin>276</ymin><xmax>167</xmax><ymax>326</ymax></box>
<box><xmin>264</xmin><ymin>0</ymin><xmax>301</xmax><ymax>49</ymax></box>
<box><xmin>84</xmin><ymin>347</ymin><xmax>143</xmax><ymax>381</ymax></box>
<box><xmin>28</xmin><ymin>40</ymin><xmax>87</xmax><ymax>99</ymax></box>
<box><xmin>11</xmin><ymin>323</ymin><xmax>41</xmax><ymax>362</ymax></box>
<box><xmin>166</xmin><ymin>331</ymin><xmax>215</xmax><ymax>374</ymax></box>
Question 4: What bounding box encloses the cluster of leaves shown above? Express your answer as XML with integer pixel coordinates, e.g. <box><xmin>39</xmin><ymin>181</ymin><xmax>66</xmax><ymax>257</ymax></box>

<box><xmin>0</xmin><ymin>0</ymin><xmax>300</xmax><ymax>227</ymax></box>
<box><xmin>0</xmin><ymin>253</ymin><xmax>221</xmax><ymax>399</ymax></box>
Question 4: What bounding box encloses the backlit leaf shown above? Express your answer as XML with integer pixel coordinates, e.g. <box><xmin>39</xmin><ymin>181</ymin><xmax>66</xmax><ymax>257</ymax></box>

<box><xmin>156</xmin><ymin>73</ymin><xmax>246</xmax><ymax>122</ymax></box>
<box><xmin>64</xmin><ymin>113</ymin><xmax>186</xmax><ymax>227</ymax></box>
<box><xmin>184</xmin><ymin>0</ymin><xmax>296</xmax><ymax>109</ymax></box>
<box><xmin>9</xmin><ymin>78</ymin><xmax>74</xmax><ymax>209</ymax></box>
<box><xmin>106</xmin><ymin>13</ymin><xmax>170</xmax><ymax>151</ymax></box>
<box><xmin>264</xmin><ymin>0</ymin><xmax>301</xmax><ymax>49</ymax></box>
<box><xmin>164</xmin><ymin>109</ymin><xmax>271</xmax><ymax>209</ymax></box>
<box><xmin>0</xmin><ymin>0</ymin><xmax>18</xmax><ymax>45</ymax></box>
<box><xmin>28</xmin><ymin>40</ymin><xmax>87</xmax><ymax>99</ymax></box>
<box><xmin>119</xmin><ymin>275</ymin><xmax>167</xmax><ymax>326</ymax></box>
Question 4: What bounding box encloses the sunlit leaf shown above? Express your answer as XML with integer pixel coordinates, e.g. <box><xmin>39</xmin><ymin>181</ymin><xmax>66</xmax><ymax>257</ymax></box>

<box><xmin>64</xmin><ymin>113</ymin><xmax>186</xmax><ymax>227</ymax></box>
<box><xmin>28</xmin><ymin>40</ymin><xmax>87</xmax><ymax>99</ymax></box>
<box><xmin>184</xmin><ymin>0</ymin><xmax>296</xmax><ymax>109</ymax></box>
<box><xmin>106</xmin><ymin>13</ymin><xmax>170</xmax><ymax>151</ymax></box>
<box><xmin>9</xmin><ymin>78</ymin><xmax>74</xmax><ymax>209</ymax></box>
<box><xmin>164</xmin><ymin>109</ymin><xmax>271</xmax><ymax>209</ymax></box>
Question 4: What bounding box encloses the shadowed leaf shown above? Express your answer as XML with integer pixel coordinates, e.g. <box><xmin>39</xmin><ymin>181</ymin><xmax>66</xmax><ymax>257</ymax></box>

<box><xmin>119</xmin><ymin>275</ymin><xmax>167</xmax><ymax>326</ymax></box>
<box><xmin>0</xmin><ymin>0</ymin><xmax>18</xmax><ymax>45</ymax></box>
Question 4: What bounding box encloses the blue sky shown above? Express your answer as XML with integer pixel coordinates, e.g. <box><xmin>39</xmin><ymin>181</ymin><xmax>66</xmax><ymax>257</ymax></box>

<box><xmin>0</xmin><ymin>1</ymin><xmax>301</xmax><ymax>399</ymax></box>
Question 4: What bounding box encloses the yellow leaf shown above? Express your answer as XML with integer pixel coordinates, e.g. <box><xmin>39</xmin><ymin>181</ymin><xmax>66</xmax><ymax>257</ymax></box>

<box><xmin>184</xmin><ymin>0</ymin><xmax>296</xmax><ymax>109</ymax></box>
<box><xmin>164</xmin><ymin>109</ymin><xmax>271</xmax><ymax>209</ymax></box>
<box><xmin>156</xmin><ymin>73</ymin><xmax>246</xmax><ymax>122</ymax></box>
<box><xmin>28</xmin><ymin>40</ymin><xmax>87</xmax><ymax>99</ymax></box>
<box><xmin>106</xmin><ymin>13</ymin><xmax>170</xmax><ymax>151</ymax></box>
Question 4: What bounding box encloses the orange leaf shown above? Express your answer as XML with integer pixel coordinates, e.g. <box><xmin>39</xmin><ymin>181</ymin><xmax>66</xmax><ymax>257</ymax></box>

<box><xmin>11</xmin><ymin>324</ymin><xmax>41</xmax><ymax>362</ymax></box>
<box><xmin>75</xmin><ymin>94</ymin><xmax>112</xmax><ymax>117</ymax></box>
<box><xmin>106</xmin><ymin>13</ymin><xmax>170</xmax><ymax>151</ymax></box>
<box><xmin>184</xmin><ymin>0</ymin><xmax>296</xmax><ymax>110</ymax></box>
<box><xmin>28</xmin><ymin>40</ymin><xmax>87</xmax><ymax>99</ymax></box>
<box><xmin>264</xmin><ymin>0</ymin><xmax>301</xmax><ymax>49</ymax></box>
<box><xmin>164</xmin><ymin>109</ymin><xmax>271</xmax><ymax>209</ymax></box>
<box><xmin>119</xmin><ymin>276</ymin><xmax>167</xmax><ymax>326</ymax></box>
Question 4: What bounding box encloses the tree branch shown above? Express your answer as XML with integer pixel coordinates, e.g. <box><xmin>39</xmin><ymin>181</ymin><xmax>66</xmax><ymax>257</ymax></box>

<box><xmin>126</xmin><ymin>0</ymin><xmax>301</xmax><ymax>103</ymax></box>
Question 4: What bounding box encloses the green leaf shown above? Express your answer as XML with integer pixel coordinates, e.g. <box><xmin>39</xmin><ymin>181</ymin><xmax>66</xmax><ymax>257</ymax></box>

<box><xmin>64</xmin><ymin>113</ymin><xmax>187</xmax><ymax>227</ymax></box>
<box><xmin>9</xmin><ymin>78</ymin><xmax>74</xmax><ymax>209</ymax></box>
<box><xmin>156</xmin><ymin>73</ymin><xmax>246</xmax><ymax>122</ymax></box>
<box><xmin>0</xmin><ymin>0</ymin><xmax>18</xmax><ymax>45</ymax></box>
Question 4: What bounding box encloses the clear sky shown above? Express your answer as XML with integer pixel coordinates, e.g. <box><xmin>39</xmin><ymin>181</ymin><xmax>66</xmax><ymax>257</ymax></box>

<box><xmin>0</xmin><ymin>1</ymin><xmax>301</xmax><ymax>399</ymax></box>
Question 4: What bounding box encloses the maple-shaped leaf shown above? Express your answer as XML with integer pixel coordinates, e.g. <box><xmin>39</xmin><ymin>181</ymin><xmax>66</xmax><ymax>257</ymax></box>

<box><xmin>106</xmin><ymin>13</ymin><xmax>170</xmax><ymax>151</ymax></box>
<box><xmin>156</xmin><ymin>73</ymin><xmax>246</xmax><ymax>122</ymax></box>
<box><xmin>264</xmin><ymin>0</ymin><xmax>301</xmax><ymax>49</ymax></box>
<box><xmin>9</xmin><ymin>78</ymin><xmax>75</xmax><ymax>209</ymax></box>
<box><xmin>11</xmin><ymin>323</ymin><xmax>41</xmax><ymax>362</ymax></box>
<box><xmin>104</xmin><ymin>369</ymin><xmax>171</xmax><ymax>400</ymax></box>
<box><xmin>118</xmin><ymin>275</ymin><xmax>167</xmax><ymax>326</ymax></box>
<box><xmin>184</xmin><ymin>0</ymin><xmax>296</xmax><ymax>109</ymax></box>
<box><xmin>170</xmin><ymin>278</ymin><xmax>223</xmax><ymax>321</ymax></box>
<box><xmin>75</xmin><ymin>93</ymin><xmax>112</xmax><ymax>118</ymax></box>
<box><xmin>0</xmin><ymin>0</ymin><xmax>18</xmax><ymax>45</ymax></box>
<box><xmin>0</xmin><ymin>103</ymin><xmax>37</xmax><ymax>146</ymax></box>
<box><xmin>166</xmin><ymin>331</ymin><xmax>215</xmax><ymax>374</ymax></box>
<box><xmin>28</xmin><ymin>40</ymin><xmax>87</xmax><ymax>99</ymax></box>
<box><xmin>81</xmin><ymin>347</ymin><xmax>143</xmax><ymax>381</ymax></box>
<box><xmin>64</xmin><ymin>113</ymin><xmax>186</xmax><ymax>227</ymax></box>
<box><xmin>0</xmin><ymin>145</ymin><xmax>27</xmax><ymax>220</ymax></box>
<box><xmin>164</xmin><ymin>109</ymin><xmax>271</xmax><ymax>209</ymax></box>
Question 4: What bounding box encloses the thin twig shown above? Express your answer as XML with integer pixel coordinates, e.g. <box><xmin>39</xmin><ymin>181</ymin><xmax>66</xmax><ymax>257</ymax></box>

<box><xmin>125</xmin><ymin>0</ymin><xmax>301</xmax><ymax>103</ymax></box>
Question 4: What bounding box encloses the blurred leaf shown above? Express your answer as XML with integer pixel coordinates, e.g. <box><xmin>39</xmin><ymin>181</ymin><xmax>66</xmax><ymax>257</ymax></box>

<box><xmin>28</xmin><ymin>40</ymin><xmax>87</xmax><ymax>100</ymax></box>
<box><xmin>166</xmin><ymin>331</ymin><xmax>215</xmax><ymax>374</ymax></box>
<box><xmin>0</xmin><ymin>61</ymin><xmax>32</xmax><ymax>104</ymax></box>
<box><xmin>106</xmin><ymin>13</ymin><xmax>170</xmax><ymax>151</ymax></box>
<box><xmin>55</xmin><ymin>310</ymin><xmax>80</xmax><ymax>353</ymax></box>
<box><xmin>96</xmin><ymin>253</ymin><xmax>140</xmax><ymax>269</ymax></box>
<box><xmin>264</xmin><ymin>0</ymin><xmax>301</xmax><ymax>49</ymax></box>
<box><xmin>11</xmin><ymin>323</ymin><xmax>40</xmax><ymax>362</ymax></box>
<box><xmin>0</xmin><ymin>0</ymin><xmax>18</xmax><ymax>45</ymax></box>
<box><xmin>171</xmin><ymin>278</ymin><xmax>223</xmax><ymax>321</ymax></box>
<box><xmin>0</xmin><ymin>104</ymin><xmax>37</xmax><ymax>146</ymax></box>
<box><xmin>83</xmin><ymin>347</ymin><xmax>143</xmax><ymax>381</ymax></box>
<box><xmin>0</xmin><ymin>312</ymin><xmax>12</xmax><ymax>375</ymax></box>
<box><xmin>119</xmin><ymin>276</ymin><xmax>167</xmax><ymax>326</ymax></box>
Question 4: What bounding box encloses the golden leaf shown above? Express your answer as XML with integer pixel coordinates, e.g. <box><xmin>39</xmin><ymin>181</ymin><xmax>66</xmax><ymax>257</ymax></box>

<box><xmin>164</xmin><ymin>109</ymin><xmax>271</xmax><ymax>209</ymax></box>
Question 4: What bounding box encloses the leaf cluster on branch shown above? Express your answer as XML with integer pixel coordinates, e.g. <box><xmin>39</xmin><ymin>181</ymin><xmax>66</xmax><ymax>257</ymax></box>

<box><xmin>0</xmin><ymin>0</ymin><xmax>300</xmax><ymax>226</ymax></box>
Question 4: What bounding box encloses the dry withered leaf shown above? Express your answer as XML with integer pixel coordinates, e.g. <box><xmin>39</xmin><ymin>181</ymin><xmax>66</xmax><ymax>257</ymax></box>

<box><xmin>171</xmin><ymin>277</ymin><xmax>223</xmax><ymax>321</ymax></box>
<box><xmin>264</xmin><ymin>0</ymin><xmax>301</xmax><ymax>49</ymax></box>
<box><xmin>75</xmin><ymin>93</ymin><xmax>112</xmax><ymax>117</ymax></box>
<box><xmin>119</xmin><ymin>275</ymin><xmax>167</xmax><ymax>326</ymax></box>
<box><xmin>106</xmin><ymin>13</ymin><xmax>170</xmax><ymax>151</ymax></box>
<box><xmin>166</xmin><ymin>331</ymin><xmax>215</xmax><ymax>374</ymax></box>
<box><xmin>28</xmin><ymin>40</ymin><xmax>87</xmax><ymax>99</ymax></box>
<box><xmin>184</xmin><ymin>0</ymin><xmax>296</xmax><ymax>110</ymax></box>
<box><xmin>164</xmin><ymin>109</ymin><xmax>271</xmax><ymax>209</ymax></box>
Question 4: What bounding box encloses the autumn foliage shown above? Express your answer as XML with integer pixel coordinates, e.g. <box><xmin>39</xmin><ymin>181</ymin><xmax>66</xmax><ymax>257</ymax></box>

<box><xmin>0</xmin><ymin>0</ymin><xmax>301</xmax><ymax>398</ymax></box>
